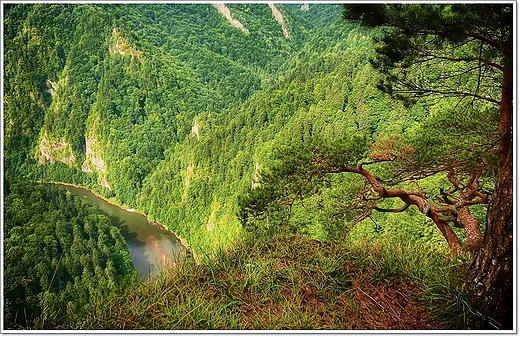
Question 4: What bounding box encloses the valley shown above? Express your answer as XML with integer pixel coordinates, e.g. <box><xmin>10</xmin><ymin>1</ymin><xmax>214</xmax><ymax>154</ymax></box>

<box><xmin>3</xmin><ymin>3</ymin><xmax>513</xmax><ymax>330</ymax></box>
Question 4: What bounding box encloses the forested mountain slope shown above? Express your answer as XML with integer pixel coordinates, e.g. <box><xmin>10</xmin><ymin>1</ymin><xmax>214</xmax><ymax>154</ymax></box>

<box><xmin>3</xmin><ymin>3</ymin><xmax>490</xmax><ymax>255</ymax></box>
<box><xmin>5</xmin><ymin>3</ymin><xmax>407</xmax><ymax>252</ymax></box>
<box><xmin>4</xmin><ymin>179</ymin><xmax>134</xmax><ymax>328</ymax></box>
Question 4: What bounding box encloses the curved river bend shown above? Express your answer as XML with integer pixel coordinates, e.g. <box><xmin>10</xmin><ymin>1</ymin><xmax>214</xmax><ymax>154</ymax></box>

<box><xmin>61</xmin><ymin>184</ymin><xmax>189</xmax><ymax>281</ymax></box>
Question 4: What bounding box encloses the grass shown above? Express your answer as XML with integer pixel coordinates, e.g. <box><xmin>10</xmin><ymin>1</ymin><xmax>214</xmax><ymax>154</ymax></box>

<box><xmin>57</xmin><ymin>232</ymin><xmax>477</xmax><ymax>330</ymax></box>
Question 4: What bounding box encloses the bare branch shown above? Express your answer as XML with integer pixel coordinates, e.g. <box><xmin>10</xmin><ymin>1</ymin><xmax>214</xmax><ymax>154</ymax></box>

<box><xmin>345</xmin><ymin>209</ymin><xmax>372</xmax><ymax>232</ymax></box>
<box><xmin>454</xmin><ymin>198</ymin><xmax>488</xmax><ymax>208</ymax></box>
<box><xmin>374</xmin><ymin>203</ymin><xmax>411</xmax><ymax>213</ymax></box>
<box><xmin>446</xmin><ymin>168</ymin><xmax>460</xmax><ymax>194</ymax></box>
<box><xmin>394</xmin><ymin>87</ymin><xmax>500</xmax><ymax>104</ymax></box>
<box><xmin>363</xmin><ymin>195</ymin><xmax>382</xmax><ymax>201</ymax></box>
<box><xmin>439</xmin><ymin>214</ymin><xmax>458</xmax><ymax>223</ymax></box>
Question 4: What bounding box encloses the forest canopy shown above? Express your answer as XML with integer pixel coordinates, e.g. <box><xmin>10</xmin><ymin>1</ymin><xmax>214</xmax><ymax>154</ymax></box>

<box><xmin>4</xmin><ymin>180</ymin><xmax>134</xmax><ymax>328</ymax></box>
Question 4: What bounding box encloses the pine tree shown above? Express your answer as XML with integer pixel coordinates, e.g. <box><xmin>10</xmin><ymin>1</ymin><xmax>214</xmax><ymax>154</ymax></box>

<box><xmin>343</xmin><ymin>4</ymin><xmax>513</xmax><ymax>329</ymax></box>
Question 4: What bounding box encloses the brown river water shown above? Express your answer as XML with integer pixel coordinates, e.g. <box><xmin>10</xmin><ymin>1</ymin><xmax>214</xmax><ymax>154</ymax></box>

<box><xmin>60</xmin><ymin>184</ymin><xmax>190</xmax><ymax>280</ymax></box>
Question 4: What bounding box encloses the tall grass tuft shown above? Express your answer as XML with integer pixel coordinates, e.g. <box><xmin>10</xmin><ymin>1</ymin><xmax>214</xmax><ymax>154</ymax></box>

<box><xmin>345</xmin><ymin>234</ymin><xmax>479</xmax><ymax>329</ymax></box>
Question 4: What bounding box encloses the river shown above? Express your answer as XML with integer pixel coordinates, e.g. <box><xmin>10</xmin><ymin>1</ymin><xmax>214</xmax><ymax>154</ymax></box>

<box><xmin>60</xmin><ymin>184</ymin><xmax>190</xmax><ymax>281</ymax></box>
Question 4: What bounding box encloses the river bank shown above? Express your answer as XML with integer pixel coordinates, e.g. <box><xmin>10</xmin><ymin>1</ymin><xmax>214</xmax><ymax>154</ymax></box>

<box><xmin>40</xmin><ymin>180</ymin><xmax>198</xmax><ymax>263</ymax></box>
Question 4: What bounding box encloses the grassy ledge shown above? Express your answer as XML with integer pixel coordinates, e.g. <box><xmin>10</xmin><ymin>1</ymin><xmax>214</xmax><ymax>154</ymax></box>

<box><xmin>59</xmin><ymin>233</ymin><xmax>475</xmax><ymax>330</ymax></box>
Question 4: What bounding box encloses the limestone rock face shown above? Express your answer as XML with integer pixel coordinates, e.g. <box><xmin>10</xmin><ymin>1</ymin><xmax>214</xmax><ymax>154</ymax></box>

<box><xmin>213</xmin><ymin>4</ymin><xmax>249</xmax><ymax>34</ymax></box>
<box><xmin>36</xmin><ymin>132</ymin><xmax>75</xmax><ymax>167</ymax></box>
<box><xmin>81</xmin><ymin>128</ymin><xmax>111</xmax><ymax>190</ymax></box>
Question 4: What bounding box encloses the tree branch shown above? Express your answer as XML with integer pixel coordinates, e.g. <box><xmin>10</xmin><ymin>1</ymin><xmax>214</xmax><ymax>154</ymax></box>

<box><xmin>394</xmin><ymin>87</ymin><xmax>500</xmax><ymax>105</ymax></box>
<box><xmin>418</xmin><ymin>52</ymin><xmax>504</xmax><ymax>71</ymax></box>
<box><xmin>345</xmin><ymin>209</ymin><xmax>372</xmax><ymax>232</ymax></box>
<box><xmin>374</xmin><ymin>203</ymin><xmax>411</xmax><ymax>213</ymax></box>
<box><xmin>463</xmin><ymin>31</ymin><xmax>502</xmax><ymax>50</ymax></box>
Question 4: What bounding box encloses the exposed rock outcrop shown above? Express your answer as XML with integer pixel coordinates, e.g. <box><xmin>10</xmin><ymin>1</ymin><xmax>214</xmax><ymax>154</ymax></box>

<box><xmin>213</xmin><ymin>3</ymin><xmax>249</xmax><ymax>34</ymax></box>
<box><xmin>251</xmin><ymin>162</ymin><xmax>261</xmax><ymax>189</ymax></box>
<box><xmin>36</xmin><ymin>132</ymin><xmax>75</xmax><ymax>166</ymax></box>
<box><xmin>81</xmin><ymin>127</ymin><xmax>111</xmax><ymax>189</ymax></box>
<box><xmin>110</xmin><ymin>28</ymin><xmax>144</xmax><ymax>65</ymax></box>
<box><xmin>269</xmin><ymin>4</ymin><xmax>290</xmax><ymax>39</ymax></box>
<box><xmin>191</xmin><ymin>119</ymin><xmax>200</xmax><ymax>138</ymax></box>
<box><xmin>46</xmin><ymin>79</ymin><xmax>57</xmax><ymax>96</ymax></box>
<box><xmin>206</xmin><ymin>201</ymin><xmax>220</xmax><ymax>233</ymax></box>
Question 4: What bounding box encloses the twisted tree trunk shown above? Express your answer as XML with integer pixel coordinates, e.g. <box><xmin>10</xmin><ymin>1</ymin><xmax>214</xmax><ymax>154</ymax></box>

<box><xmin>464</xmin><ymin>61</ymin><xmax>513</xmax><ymax>329</ymax></box>
<box><xmin>458</xmin><ymin>206</ymin><xmax>483</xmax><ymax>251</ymax></box>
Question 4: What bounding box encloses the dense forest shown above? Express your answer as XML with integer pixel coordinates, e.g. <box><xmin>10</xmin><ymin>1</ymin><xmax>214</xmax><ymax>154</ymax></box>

<box><xmin>3</xmin><ymin>3</ymin><xmax>513</xmax><ymax>330</ymax></box>
<box><xmin>4</xmin><ymin>180</ymin><xmax>135</xmax><ymax>328</ymax></box>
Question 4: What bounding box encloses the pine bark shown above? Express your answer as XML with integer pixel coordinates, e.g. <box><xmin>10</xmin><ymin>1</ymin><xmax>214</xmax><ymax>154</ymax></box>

<box><xmin>464</xmin><ymin>61</ymin><xmax>513</xmax><ymax>329</ymax></box>
<box><xmin>457</xmin><ymin>173</ymin><xmax>485</xmax><ymax>251</ymax></box>
<box><xmin>458</xmin><ymin>206</ymin><xmax>483</xmax><ymax>251</ymax></box>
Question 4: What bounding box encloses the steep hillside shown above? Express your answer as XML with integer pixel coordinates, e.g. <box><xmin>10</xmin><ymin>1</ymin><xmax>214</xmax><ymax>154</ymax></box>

<box><xmin>4</xmin><ymin>3</ymin><xmax>353</xmax><ymax>251</ymax></box>
<box><xmin>4</xmin><ymin>4</ymin><xmax>424</xmax><ymax>253</ymax></box>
